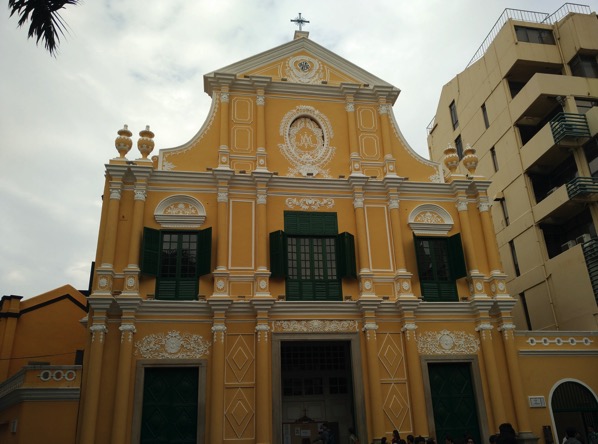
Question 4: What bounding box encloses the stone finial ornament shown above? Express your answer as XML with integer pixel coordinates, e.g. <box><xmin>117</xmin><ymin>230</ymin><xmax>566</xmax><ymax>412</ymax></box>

<box><xmin>115</xmin><ymin>124</ymin><xmax>133</xmax><ymax>158</ymax></box>
<box><xmin>138</xmin><ymin>125</ymin><xmax>155</xmax><ymax>159</ymax></box>
<box><xmin>462</xmin><ymin>144</ymin><xmax>479</xmax><ymax>175</ymax></box>
<box><xmin>443</xmin><ymin>143</ymin><xmax>459</xmax><ymax>173</ymax></box>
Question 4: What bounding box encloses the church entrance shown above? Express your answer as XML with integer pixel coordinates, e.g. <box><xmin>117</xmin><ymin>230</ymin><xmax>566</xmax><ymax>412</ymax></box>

<box><xmin>280</xmin><ymin>340</ymin><xmax>356</xmax><ymax>444</ymax></box>
<box><xmin>428</xmin><ymin>362</ymin><xmax>481</xmax><ymax>444</ymax></box>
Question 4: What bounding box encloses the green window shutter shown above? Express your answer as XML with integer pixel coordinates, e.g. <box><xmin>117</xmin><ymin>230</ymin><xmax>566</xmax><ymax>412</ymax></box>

<box><xmin>284</xmin><ymin>211</ymin><xmax>338</xmax><ymax>235</ymax></box>
<box><xmin>270</xmin><ymin>230</ymin><xmax>288</xmax><ymax>278</ymax></box>
<box><xmin>156</xmin><ymin>279</ymin><xmax>177</xmax><ymax>299</ymax></box>
<box><xmin>321</xmin><ymin>213</ymin><xmax>338</xmax><ymax>235</ymax></box>
<box><xmin>284</xmin><ymin>212</ymin><xmax>300</xmax><ymax>234</ymax></box>
<box><xmin>413</xmin><ymin>234</ymin><xmax>427</xmax><ymax>279</ymax></box>
<box><xmin>337</xmin><ymin>232</ymin><xmax>357</xmax><ymax>278</ymax></box>
<box><xmin>140</xmin><ymin>227</ymin><xmax>161</xmax><ymax>276</ymax></box>
<box><xmin>448</xmin><ymin>233</ymin><xmax>467</xmax><ymax>279</ymax></box>
<box><xmin>177</xmin><ymin>280</ymin><xmax>198</xmax><ymax>300</ymax></box>
<box><xmin>197</xmin><ymin>227</ymin><xmax>212</xmax><ymax>276</ymax></box>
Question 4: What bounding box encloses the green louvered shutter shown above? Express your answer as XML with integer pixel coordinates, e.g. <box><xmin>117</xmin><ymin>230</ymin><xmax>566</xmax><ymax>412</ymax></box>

<box><xmin>448</xmin><ymin>233</ymin><xmax>467</xmax><ymax>279</ymax></box>
<box><xmin>269</xmin><ymin>230</ymin><xmax>287</xmax><ymax>278</ymax></box>
<box><xmin>414</xmin><ymin>235</ymin><xmax>458</xmax><ymax>302</ymax></box>
<box><xmin>284</xmin><ymin>211</ymin><xmax>338</xmax><ymax>235</ymax></box>
<box><xmin>197</xmin><ymin>227</ymin><xmax>212</xmax><ymax>276</ymax></box>
<box><xmin>141</xmin><ymin>227</ymin><xmax>161</xmax><ymax>276</ymax></box>
<box><xmin>337</xmin><ymin>232</ymin><xmax>357</xmax><ymax>279</ymax></box>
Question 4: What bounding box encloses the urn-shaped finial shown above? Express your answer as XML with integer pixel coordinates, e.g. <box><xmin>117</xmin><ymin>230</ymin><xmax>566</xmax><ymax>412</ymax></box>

<box><xmin>138</xmin><ymin>125</ymin><xmax>155</xmax><ymax>159</ymax></box>
<box><xmin>462</xmin><ymin>144</ymin><xmax>478</xmax><ymax>175</ymax></box>
<box><xmin>443</xmin><ymin>144</ymin><xmax>460</xmax><ymax>173</ymax></box>
<box><xmin>115</xmin><ymin>124</ymin><xmax>133</xmax><ymax>158</ymax></box>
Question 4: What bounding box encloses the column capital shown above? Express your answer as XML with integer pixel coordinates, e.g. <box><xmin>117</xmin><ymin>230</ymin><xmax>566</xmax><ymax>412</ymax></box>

<box><xmin>456</xmin><ymin>199</ymin><xmax>469</xmax><ymax>212</ymax></box>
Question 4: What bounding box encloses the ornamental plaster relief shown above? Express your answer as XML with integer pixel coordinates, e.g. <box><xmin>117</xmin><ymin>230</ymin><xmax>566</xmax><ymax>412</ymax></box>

<box><xmin>273</xmin><ymin>320</ymin><xmax>358</xmax><ymax>333</ymax></box>
<box><xmin>417</xmin><ymin>330</ymin><xmax>480</xmax><ymax>355</ymax></box>
<box><xmin>408</xmin><ymin>204</ymin><xmax>454</xmax><ymax>235</ymax></box>
<box><xmin>285</xmin><ymin>197</ymin><xmax>335</xmax><ymax>211</ymax></box>
<box><xmin>134</xmin><ymin>330</ymin><xmax>210</xmax><ymax>359</ymax></box>
<box><xmin>154</xmin><ymin>195</ymin><xmax>206</xmax><ymax>228</ymax></box>
<box><xmin>278</xmin><ymin>106</ymin><xmax>335</xmax><ymax>178</ymax></box>
<box><xmin>285</xmin><ymin>55</ymin><xmax>324</xmax><ymax>84</ymax></box>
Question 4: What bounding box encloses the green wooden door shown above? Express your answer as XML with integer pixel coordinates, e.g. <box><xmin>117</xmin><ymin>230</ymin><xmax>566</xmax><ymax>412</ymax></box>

<box><xmin>428</xmin><ymin>362</ymin><xmax>481</xmax><ymax>444</ymax></box>
<box><xmin>141</xmin><ymin>367</ymin><xmax>199</xmax><ymax>444</ymax></box>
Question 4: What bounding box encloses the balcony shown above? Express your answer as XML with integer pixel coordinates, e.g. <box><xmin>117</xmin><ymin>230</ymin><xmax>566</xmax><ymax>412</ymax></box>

<box><xmin>534</xmin><ymin>177</ymin><xmax>598</xmax><ymax>232</ymax></box>
<box><xmin>581</xmin><ymin>238</ymin><xmax>598</xmax><ymax>305</ymax></box>
<box><xmin>550</xmin><ymin>112</ymin><xmax>591</xmax><ymax>145</ymax></box>
<box><xmin>510</xmin><ymin>74</ymin><xmax>598</xmax><ymax>125</ymax></box>
<box><xmin>567</xmin><ymin>176</ymin><xmax>598</xmax><ymax>200</ymax></box>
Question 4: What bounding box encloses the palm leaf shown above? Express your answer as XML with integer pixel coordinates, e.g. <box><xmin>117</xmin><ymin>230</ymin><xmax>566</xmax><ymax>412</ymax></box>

<box><xmin>9</xmin><ymin>0</ymin><xmax>80</xmax><ymax>56</ymax></box>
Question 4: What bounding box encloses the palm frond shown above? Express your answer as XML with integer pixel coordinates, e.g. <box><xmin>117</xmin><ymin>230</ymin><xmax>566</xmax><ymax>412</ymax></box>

<box><xmin>8</xmin><ymin>0</ymin><xmax>80</xmax><ymax>56</ymax></box>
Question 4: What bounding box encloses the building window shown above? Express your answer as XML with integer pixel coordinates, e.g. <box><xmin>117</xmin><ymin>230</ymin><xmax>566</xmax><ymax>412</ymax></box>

<box><xmin>449</xmin><ymin>100</ymin><xmax>459</xmax><ymax>129</ymax></box>
<box><xmin>498</xmin><ymin>198</ymin><xmax>510</xmax><ymax>226</ymax></box>
<box><xmin>509</xmin><ymin>240</ymin><xmax>520</xmax><ymax>277</ymax></box>
<box><xmin>519</xmin><ymin>292</ymin><xmax>532</xmax><ymax>330</ymax></box>
<box><xmin>455</xmin><ymin>135</ymin><xmax>463</xmax><ymax>159</ymax></box>
<box><xmin>141</xmin><ymin>227</ymin><xmax>212</xmax><ymax>300</ymax></box>
<box><xmin>575</xmin><ymin>97</ymin><xmax>598</xmax><ymax>114</ymax></box>
<box><xmin>569</xmin><ymin>54</ymin><xmax>598</xmax><ymax>78</ymax></box>
<box><xmin>514</xmin><ymin>26</ymin><xmax>556</xmax><ymax>45</ymax></box>
<box><xmin>414</xmin><ymin>234</ymin><xmax>467</xmax><ymax>302</ymax></box>
<box><xmin>584</xmin><ymin>139</ymin><xmax>598</xmax><ymax>177</ymax></box>
<box><xmin>482</xmin><ymin>103</ymin><xmax>490</xmax><ymax>129</ymax></box>
<box><xmin>270</xmin><ymin>212</ymin><xmax>356</xmax><ymax>301</ymax></box>
<box><xmin>490</xmin><ymin>147</ymin><xmax>499</xmax><ymax>172</ymax></box>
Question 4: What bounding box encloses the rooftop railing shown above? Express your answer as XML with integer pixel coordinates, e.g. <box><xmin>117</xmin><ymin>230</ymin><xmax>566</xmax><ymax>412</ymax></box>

<box><xmin>466</xmin><ymin>3</ymin><xmax>592</xmax><ymax>68</ymax></box>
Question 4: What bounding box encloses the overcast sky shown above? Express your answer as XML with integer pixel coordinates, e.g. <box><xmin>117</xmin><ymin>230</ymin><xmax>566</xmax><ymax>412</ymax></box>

<box><xmin>0</xmin><ymin>0</ymin><xmax>585</xmax><ymax>298</ymax></box>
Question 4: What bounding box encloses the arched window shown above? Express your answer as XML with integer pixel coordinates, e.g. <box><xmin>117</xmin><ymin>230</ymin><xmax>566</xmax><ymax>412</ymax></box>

<box><xmin>551</xmin><ymin>381</ymin><xmax>598</xmax><ymax>443</ymax></box>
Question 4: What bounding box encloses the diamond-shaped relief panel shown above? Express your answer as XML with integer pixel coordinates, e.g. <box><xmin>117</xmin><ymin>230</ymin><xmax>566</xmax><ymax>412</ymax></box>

<box><xmin>378</xmin><ymin>333</ymin><xmax>405</xmax><ymax>379</ymax></box>
<box><xmin>226</xmin><ymin>335</ymin><xmax>254</xmax><ymax>383</ymax></box>
<box><xmin>225</xmin><ymin>388</ymin><xmax>254</xmax><ymax>439</ymax></box>
<box><xmin>383</xmin><ymin>382</ymin><xmax>412</xmax><ymax>433</ymax></box>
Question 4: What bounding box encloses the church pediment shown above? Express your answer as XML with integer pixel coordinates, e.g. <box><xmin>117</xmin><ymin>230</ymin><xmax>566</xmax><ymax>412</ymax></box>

<box><xmin>204</xmin><ymin>35</ymin><xmax>397</xmax><ymax>97</ymax></box>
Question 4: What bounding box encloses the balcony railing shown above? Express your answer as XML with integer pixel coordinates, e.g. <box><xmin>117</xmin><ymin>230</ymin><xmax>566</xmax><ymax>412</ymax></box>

<box><xmin>550</xmin><ymin>113</ymin><xmax>591</xmax><ymax>144</ymax></box>
<box><xmin>566</xmin><ymin>177</ymin><xmax>598</xmax><ymax>198</ymax></box>
<box><xmin>581</xmin><ymin>238</ymin><xmax>598</xmax><ymax>304</ymax></box>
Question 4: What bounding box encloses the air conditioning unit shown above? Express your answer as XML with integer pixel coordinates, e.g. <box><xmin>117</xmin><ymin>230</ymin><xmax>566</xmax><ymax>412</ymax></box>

<box><xmin>576</xmin><ymin>234</ymin><xmax>592</xmax><ymax>244</ymax></box>
<box><xmin>561</xmin><ymin>240</ymin><xmax>577</xmax><ymax>251</ymax></box>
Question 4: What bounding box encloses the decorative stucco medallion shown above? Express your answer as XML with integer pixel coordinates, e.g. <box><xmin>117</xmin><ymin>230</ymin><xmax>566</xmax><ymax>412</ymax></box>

<box><xmin>135</xmin><ymin>330</ymin><xmax>210</xmax><ymax>359</ymax></box>
<box><xmin>98</xmin><ymin>277</ymin><xmax>108</xmax><ymax>289</ymax></box>
<box><xmin>285</xmin><ymin>55</ymin><xmax>324</xmax><ymax>84</ymax></box>
<box><xmin>126</xmin><ymin>277</ymin><xmax>135</xmax><ymax>289</ymax></box>
<box><xmin>279</xmin><ymin>106</ymin><xmax>335</xmax><ymax>177</ymax></box>
<box><xmin>417</xmin><ymin>329</ymin><xmax>480</xmax><ymax>355</ymax></box>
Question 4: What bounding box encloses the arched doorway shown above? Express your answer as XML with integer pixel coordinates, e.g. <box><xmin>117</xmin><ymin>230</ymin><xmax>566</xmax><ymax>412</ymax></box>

<box><xmin>551</xmin><ymin>380</ymin><xmax>598</xmax><ymax>443</ymax></box>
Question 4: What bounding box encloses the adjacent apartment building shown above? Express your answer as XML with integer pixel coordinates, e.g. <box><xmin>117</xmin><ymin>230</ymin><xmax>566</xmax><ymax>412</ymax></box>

<box><xmin>1</xmin><ymin>26</ymin><xmax>597</xmax><ymax>444</ymax></box>
<box><xmin>428</xmin><ymin>3</ymin><xmax>598</xmax><ymax>331</ymax></box>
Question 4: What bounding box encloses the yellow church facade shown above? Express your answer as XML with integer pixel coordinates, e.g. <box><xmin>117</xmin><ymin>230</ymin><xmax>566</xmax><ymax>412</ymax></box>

<box><xmin>1</xmin><ymin>31</ymin><xmax>597</xmax><ymax>444</ymax></box>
